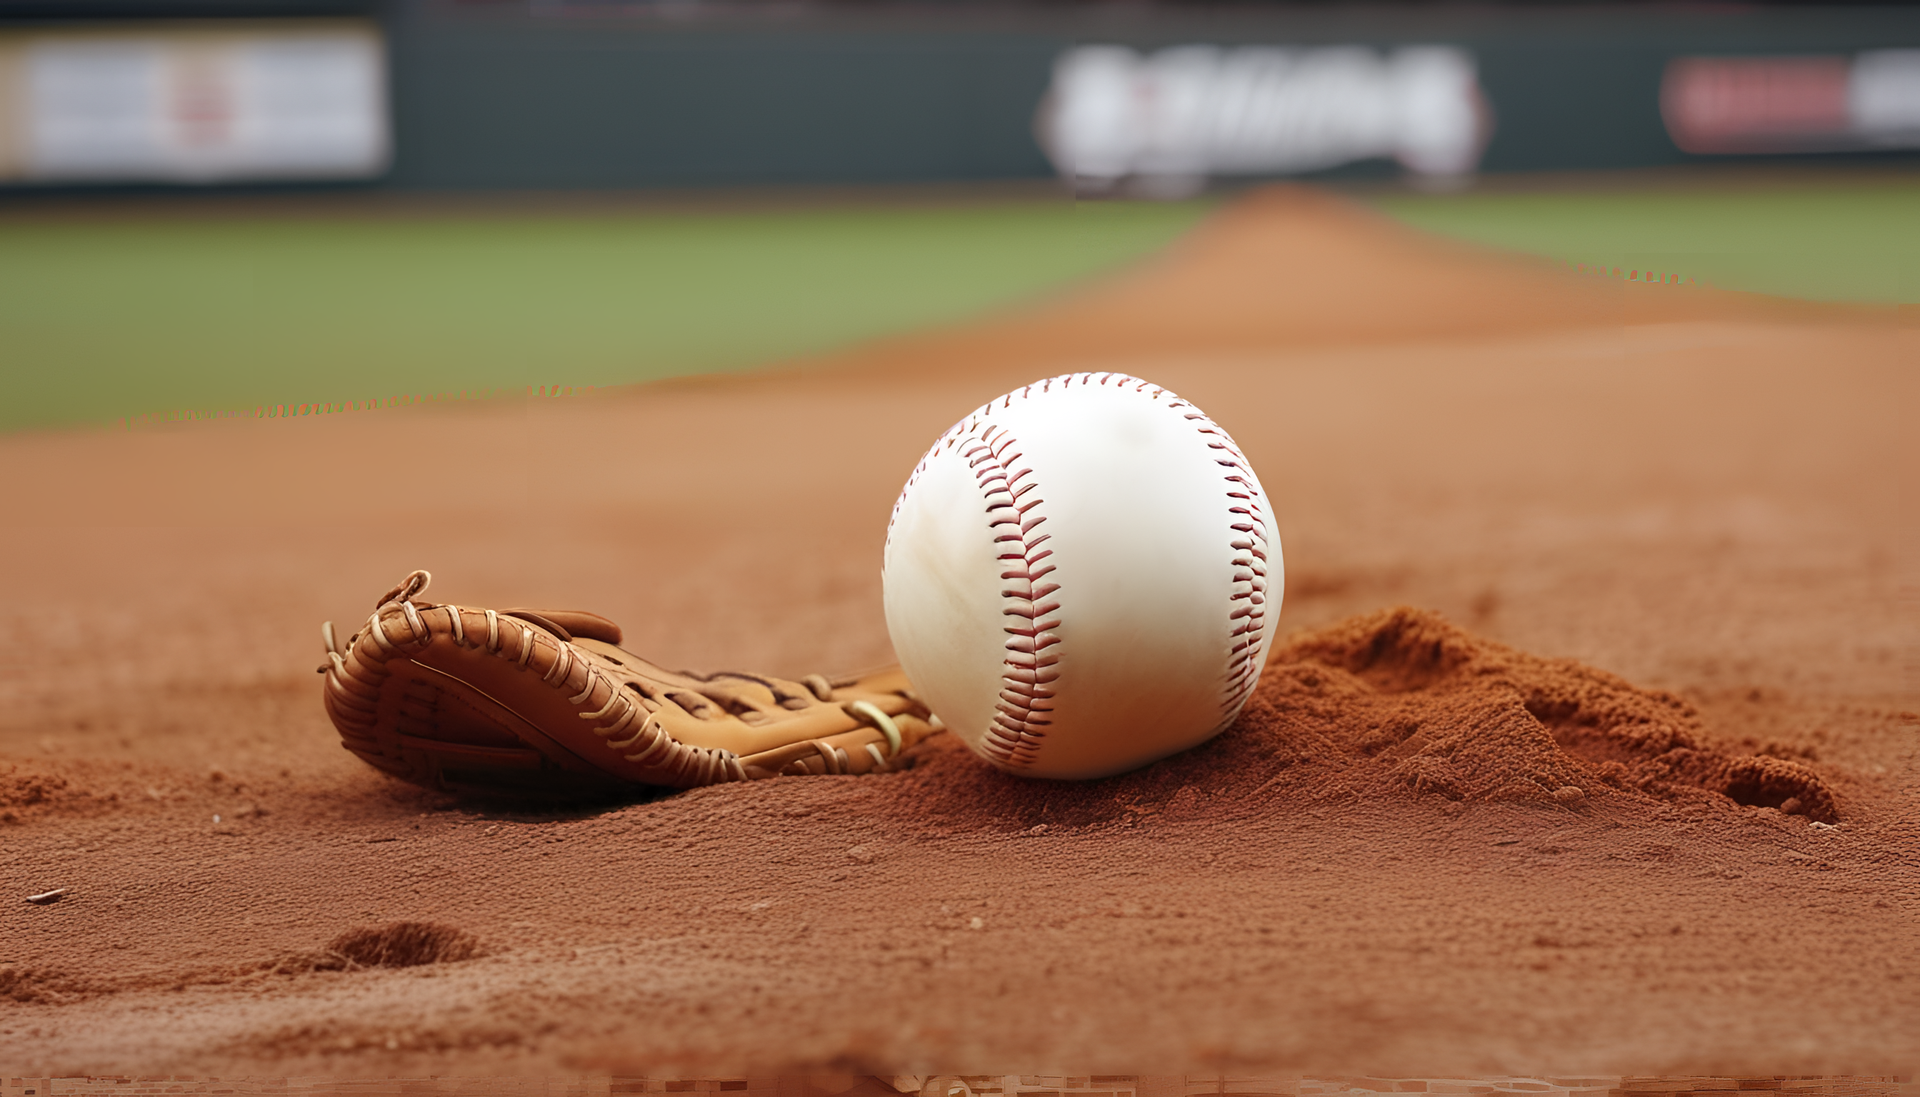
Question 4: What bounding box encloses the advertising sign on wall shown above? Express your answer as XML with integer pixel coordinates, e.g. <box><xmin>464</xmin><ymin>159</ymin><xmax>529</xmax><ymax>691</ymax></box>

<box><xmin>1036</xmin><ymin>45</ymin><xmax>1491</xmax><ymax>195</ymax></box>
<box><xmin>0</xmin><ymin>22</ymin><xmax>389</xmax><ymax>185</ymax></box>
<box><xmin>1661</xmin><ymin>50</ymin><xmax>1920</xmax><ymax>155</ymax></box>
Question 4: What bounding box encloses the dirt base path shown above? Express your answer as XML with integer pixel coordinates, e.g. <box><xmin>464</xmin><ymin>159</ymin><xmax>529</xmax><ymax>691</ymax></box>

<box><xmin>0</xmin><ymin>188</ymin><xmax>1913</xmax><ymax>1076</ymax></box>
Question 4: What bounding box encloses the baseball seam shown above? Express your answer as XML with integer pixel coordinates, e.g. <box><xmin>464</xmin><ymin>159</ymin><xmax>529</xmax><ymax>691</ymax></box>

<box><xmin>1179</xmin><ymin>408</ymin><xmax>1271</xmax><ymax>716</ymax></box>
<box><xmin>886</xmin><ymin>372</ymin><xmax>1271</xmax><ymax>767</ymax></box>
<box><xmin>963</xmin><ymin>422</ymin><xmax>1060</xmax><ymax>768</ymax></box>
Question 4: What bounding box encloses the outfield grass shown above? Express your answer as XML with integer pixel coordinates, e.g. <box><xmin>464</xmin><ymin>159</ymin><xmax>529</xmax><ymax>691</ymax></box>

<box><xmin>0</xmin><ymin>200</ymin><xmax>1210</xmax><ymax>433</ymax></box>
<box><xmin>10</xmin><ymin>179</ymin><xmax>1913</xmax><ymax>434</ymax></box>
<box><xmin>1369</xmin><ymin>178</ymin><xmax>1920</xmax><ymax>306</ymax></box>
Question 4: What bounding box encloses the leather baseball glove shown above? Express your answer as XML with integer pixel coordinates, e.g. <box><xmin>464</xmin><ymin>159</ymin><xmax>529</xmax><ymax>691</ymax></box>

<box><xmin>321</xmin><ymin>570</ymin><xmax>939</xmax><ymax>797</ymax></box>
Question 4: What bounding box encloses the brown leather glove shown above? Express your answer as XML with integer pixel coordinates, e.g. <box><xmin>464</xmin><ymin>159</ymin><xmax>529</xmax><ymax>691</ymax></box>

<box><xmin>321</xmin><ymin>570</ymin><xmax>938</xmax><ymax>797</ymax></box>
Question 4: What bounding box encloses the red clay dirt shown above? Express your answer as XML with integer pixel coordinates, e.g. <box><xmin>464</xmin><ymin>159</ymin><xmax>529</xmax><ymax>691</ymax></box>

<box><xmin>0</xmin><ymin>186</ymin><xmax>1913</xmax><ymax>1076</ymax></box>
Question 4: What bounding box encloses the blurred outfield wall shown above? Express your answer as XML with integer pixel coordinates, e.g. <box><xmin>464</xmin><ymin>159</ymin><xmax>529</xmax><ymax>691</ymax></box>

<box><xmin>0</xmin><ymin>2</ymin><xmax>1914</xmax><ymax>191</ymax></box>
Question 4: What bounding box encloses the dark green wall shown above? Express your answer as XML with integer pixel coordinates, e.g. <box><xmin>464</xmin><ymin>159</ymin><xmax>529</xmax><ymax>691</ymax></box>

<box><xmin>386</xmin><ymin>19</ymin><xmax>1063</xmax><ymax>187</ymax></box>
<box><xmin>380</xmin><ymin>4</ymin><xmax>1918</xmax><ymax>189</ymax></box>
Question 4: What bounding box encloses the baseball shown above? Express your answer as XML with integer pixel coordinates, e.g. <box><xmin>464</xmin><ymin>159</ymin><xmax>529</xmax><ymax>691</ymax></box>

<box><xmin>882</xmin><ymin>372</ymin><xmax>1281</xmax><ymax>780</ymax></box>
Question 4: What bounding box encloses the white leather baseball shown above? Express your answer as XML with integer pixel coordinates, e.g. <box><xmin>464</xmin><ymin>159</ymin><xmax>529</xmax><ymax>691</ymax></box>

<box><xmin>882</xmin><ymin>372</ymin><xmax>1281</xmax><ymax>780</ymax></box>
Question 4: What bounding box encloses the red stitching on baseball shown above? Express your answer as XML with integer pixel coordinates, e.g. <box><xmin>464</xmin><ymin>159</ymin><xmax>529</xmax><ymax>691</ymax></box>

<box><xmin>962</xmin><ymin>422</ymin><xmax>1059</xmax><ymax>768</ymax></box>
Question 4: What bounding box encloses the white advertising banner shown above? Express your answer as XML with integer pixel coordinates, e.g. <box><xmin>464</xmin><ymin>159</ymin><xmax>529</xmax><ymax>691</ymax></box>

<box><xmin>0</xmin><ymin>22</ymin><xmax>389</xmax><ymax>184</ymax></box>
<box><xmin>1037</xmin><ymin>44</ymin><xmax>1492</xmax><ymax>194</ymax></box>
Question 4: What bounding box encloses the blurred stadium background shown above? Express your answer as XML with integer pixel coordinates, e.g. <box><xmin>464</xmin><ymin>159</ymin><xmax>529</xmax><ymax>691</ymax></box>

<box><xmin>0</xmin><ymin>0</ymin><xmax>1914</xmax><ymax>431</ymax></box>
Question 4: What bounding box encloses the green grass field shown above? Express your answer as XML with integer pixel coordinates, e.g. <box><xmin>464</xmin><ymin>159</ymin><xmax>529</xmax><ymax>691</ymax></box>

<box><xmin>3</xmin><ymin>176</ymin><xmax>1913</xmax><ymax>435</ymax></box>
<box><xmin>1369</xmin><ymin>178</ymin><xmax>1920</xmax><ymax>306</ymax></box>
<box><xmin>0</xmin><ymin>200</ymin><xmax>1209</xmax><ymax>433</ymax></box>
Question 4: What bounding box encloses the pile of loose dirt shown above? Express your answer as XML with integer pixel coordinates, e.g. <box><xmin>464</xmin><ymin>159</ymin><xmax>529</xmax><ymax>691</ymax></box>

<box><xmin>1263</xmin><ymin>608</ymin><xmax>1838</xmax><ymax>820</ymax></box>
<box><xmin>0</xmin><ymin>761</ymin><xmax>73</xmax><ymax>815</ymax></box>
<box><xmin>0</xmin><ymin>760</ymin><xmax>127</xmax><ymax>825</ymax></box>
<box><xmin>869</xmin><ymin>607</ymin><xmax>1839</xmax><ymax>834</ymax></box>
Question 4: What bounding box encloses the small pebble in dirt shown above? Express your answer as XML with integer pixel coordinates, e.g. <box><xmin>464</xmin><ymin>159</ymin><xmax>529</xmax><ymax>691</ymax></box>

<box><xmin>846</xmin><ymin>846</ymin><xmax>874</xmax><ymax>864</ymax></box>
<box><xmin>968</xmin><ymin>917</ymin><xmax>984</xmax><ymax>930</ymax></box>
<box><xmin>25</xmin><ymin>888</ymin><xmax>67</xmax><ymax>905</ymax></box>
<box><xmin>1553</xmin><ymin>787</ymin><xmax>1585</xmax><ymax>804</ymax></box>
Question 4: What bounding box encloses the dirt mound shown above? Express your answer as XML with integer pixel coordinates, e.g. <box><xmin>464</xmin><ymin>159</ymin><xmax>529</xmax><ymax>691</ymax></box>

<box><xmin>816</xmin><ymin>186</ymin><xmax>1866</xmax><ymax>386</ymax></box>
<box><xmin>0</xmin><ymin>760</ymin><xmax>127</xmax><ymax>824</ymax></box>
<box><xmin>1265</xmin><ymin>608</ymin><xmax>1838</xmax><ymax>820</ymax></box>
<box><xmin>867</xmin><ymin>608</ymin><xmax>1838</xmax><ymax>830</ymax></box>
<box><xmin>0</xmin><ymin>762</ymin><xmax>73</xmax><ymax>820</ymax></box>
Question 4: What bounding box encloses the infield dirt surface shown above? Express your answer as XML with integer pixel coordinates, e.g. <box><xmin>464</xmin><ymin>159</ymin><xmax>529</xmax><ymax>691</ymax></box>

<box><xmin>0</xmin><ymin>187</ymin><xmax>1913</xmax><ymax>1076</ymax></box>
